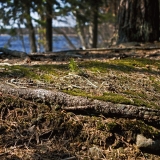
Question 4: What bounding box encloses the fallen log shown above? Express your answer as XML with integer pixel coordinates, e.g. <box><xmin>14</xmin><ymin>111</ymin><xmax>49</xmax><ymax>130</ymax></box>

<box><xmin>28</xmin><ymin>47</ymin><xmax>160</xmax><ymax>61</ymax></box>
<box><xmin>0</xmin><ymin>47</ymin><xmax>28</xmax><ymax>59</ymax></box>
<box><xmin>0</xmin><ymin>83</ymin><xmax>160</xmax><ymax>124</ymax></box>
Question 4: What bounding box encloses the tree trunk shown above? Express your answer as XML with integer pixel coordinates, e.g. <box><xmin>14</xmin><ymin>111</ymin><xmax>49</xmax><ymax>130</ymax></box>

<box><xmin>118</xmin><ymin>0</ymin><xmax>159</xmax><ymax>44</ymax></box>
<box><xmin>88</xmin><ymin>24</ymin><xmax>93</xmax><ymax>48</ymax></box>
<box><xmin>92</xmin><ymin>0</ymin><xmax>99</xmax><ymax>48</ymax></box>
<box><xmin>25</xmin><ymin>5</ymin><xmax>37</xmax><ymax>53</ymax></box>
<box><xmin>0</xmin><ymin>48</ymin><xmax>28</xmax><ymax>58</ymax></box>
<box><xmin>45</xmin><ymin>0</ymin><xmax>53</xmax><ymax>52</ymax></box>
<box><xmin>75</xmin><ymin>18</ymin><xmax>86</xmax><ymax>49</ymax></box>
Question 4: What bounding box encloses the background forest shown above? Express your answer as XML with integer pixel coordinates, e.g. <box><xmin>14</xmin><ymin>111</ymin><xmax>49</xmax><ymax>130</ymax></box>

<box><xmin>0</xmin><ymin>0</ymin><xmax>121</xmax><ymax>53</ymax></box>
<box><xmin>0</xmin><ymin>0</ymin><xmax>160</xmax><ymax>53</ymax></box>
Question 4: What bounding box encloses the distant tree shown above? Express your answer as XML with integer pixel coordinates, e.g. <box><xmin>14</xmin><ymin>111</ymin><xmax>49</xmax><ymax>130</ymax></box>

<box><xmin>0</xmin><ymin>0</ymin><xmax>37</xmax><ymax>52</ymax></box>
<box><xmin>118</xmin><ymin>0</ymin><xmax>159</xmax><ymax>44</ymax></box>
<box><xmin>90</xmin><ymin>0</ymin><xmax>99</xmax><ymax>48</ymax></box>
<box><xmin>45</xmin><ymin>0</ymin><xmax>53</xmax><ymax>52</ymax></box>
<box><xmin>23</xmin><ymin>1</ymin><xmax>37</xmax><ymax>52</ymax></box>
<box><xmin>34</xmin><ymin>0</ymin><xmax>61</xmax><ymax>52</ymax></box>
<box><xmin>0</xmin><ymin>0</ymin><xmax>62</xmax><ymax>52</ymax></box>
<box><xmin>65</xmin><ymin>0</ymin><xmax>109</xmax><ymax>48</ymax></box>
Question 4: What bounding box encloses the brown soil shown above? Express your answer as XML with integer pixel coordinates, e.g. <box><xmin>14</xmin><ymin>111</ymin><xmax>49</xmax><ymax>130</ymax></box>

<box><xmin>0</xmin><ymin>44</ymin><xmax>160</xmax><ymax>159</ymax></box>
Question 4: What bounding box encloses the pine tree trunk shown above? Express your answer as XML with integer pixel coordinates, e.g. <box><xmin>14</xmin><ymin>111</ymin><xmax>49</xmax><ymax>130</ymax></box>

<box><xmin>92</xmin><ymin>0</ymin><xmax>99</xmax><ymax>48</ymax></box>
<box><xmin>75</xmin><ymin>19</ymin><xmax>86</xmax><ymax>49</ymax></box>
<box><xmin>25</xmin><ymin>5</ymin><xmax>37</xmax><ymax>53</ymax></box>
<box><xmin>118</xmin><ymin>0</ymin><xmax>159</xmax><ymax>44</ymax></box>
<box><xmin>45</xmin><ymin>0</ymin><xmax>53</xmax><ymax>52</ymax></box>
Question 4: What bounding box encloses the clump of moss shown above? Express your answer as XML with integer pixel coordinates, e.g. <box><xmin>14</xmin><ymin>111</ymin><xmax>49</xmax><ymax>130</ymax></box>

<box><xmin>96</xmin><ymin>120</ymin><xmax>106</xmax><ymax>131</ymax></box>
<box><xmin>5</xmin><ymin>65</ymin><xmax>40</xmax><ymax>79</ymax></box>
<box><xmin>106</xmin><ymin>122</ymin><xmax>121</xmax><ymax>133</ymax></box>
<box><xmin>63</xmin><ymin>89</ymin><xmax>90</xmax><ymax>97</ymax></box>
<box><xmin>96</xmin><ymin>92</ymin><xmax>132</xmax><ymax>104</ymax></box>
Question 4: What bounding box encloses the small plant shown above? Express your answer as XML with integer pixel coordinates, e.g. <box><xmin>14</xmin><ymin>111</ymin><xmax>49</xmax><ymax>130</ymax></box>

<box><xmin>69</xmin><ymin>58</ymin><xmax>79</xmax><ymax>72</ymax></box>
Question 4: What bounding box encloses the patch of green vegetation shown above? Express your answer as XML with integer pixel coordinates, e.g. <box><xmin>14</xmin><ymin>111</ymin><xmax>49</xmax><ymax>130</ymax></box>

<box><xmin>80</xmin><ymin>58</ymin><xmax>149</xmax><ymax>72</ymax></box>
<box><xmin>123</xmin><ymin>90</ymin><xmax>159</xmax><ymax>108</ymax></box>
<box><xmin>1</xmin><ymin>58</ymin><xmax>159</xmax><ymax>109</ymax></box>
<box><xmin>148</xmin><ymin>76</ymin><xmax>160</xmax><ymax>92</ymax></box>
<box><xmin>96</xmin><ymin>92</ymin><xmax>132</xmax><ymax>104</ymax></box>
<box><xmin>132</xmin><ymin>98</ymin><xmax>151</xmax><ymax>107</ymax></box>
<box><xmin>153</xmin><ymin>83</ymin><xmax>160</xmax><ymax>92</ymax></box>
<box><xmin>118</xmin><ymin>58</ymin><xmax>154</xmax><ymax>67</ymax></box>
<box><xmin>64</xmin><ymin>89</ymin><xmax>132</xmax><ymax>105</ymax></box>
<box><xmin>96</xmin><ymin>120</ymin><xmax>106</xmax><ymax>131</ymax></box>
<box><xmin>63</xmin><ymin>89</ymin><xmax>90</xmax><ymax>98</ymax></box>
<box><xmin>81</xmin><ymin>60</ymin><xmax>135</xmax><ymax>73</ymax></box>
<box><xmin>33</xmin><ymin>64</ymin><xmax>68</xmax><ymax>76</ymax></box>
<box><xmin>79</xmin><ymin>58</ymin><xmax>160</xmax><ymax>74</ymax></box>
<box><xmin>106</xmin><ymin>122</ymin><xmax>121</xmax><ymax>132</ymax></box>
<box><xmin>113</xmin><ymin>58</ymin><xmax>160</xmax><ymax>73</ymax></box>
<box><xmin>2</xmin><ymin>64</ymin><xmax>69</xmax><ymax>81</ymax></box>
<box><xmin>79</xmin><ymin>61</ymin><xmax>111</xmax><ymax>73</ymax></box>
<box><xmin>7</xmin><ymin>65</ymin><xmax>40</xmax><ymax>79</ymax></box>
<box><xmin>123</xmin><ymin>90</ymin><xmax>147</xmax><ymax>99</ymax></box>
<box><xmin>40</xmin><ymin>74</ymin><xmax>55</xmax><ymax>83</ymax></box>
<box><xmin>34</xmin><ymin>64</ymin><xmax>67</xmax><ymax>72</ymax></box>
<box><xmin>149</xmin><ymin>76</ymin><xmax>156</xmax><ymax>82</ymax></box>
<box><xmin>63</xmin><ymin>89</ymin><xmax>159</xmax><ymax>108</ymax></box>
<box><xmin>68</xmin><ymin>58</ymin><xmax>79</xmax><ymax>72</ymax></box>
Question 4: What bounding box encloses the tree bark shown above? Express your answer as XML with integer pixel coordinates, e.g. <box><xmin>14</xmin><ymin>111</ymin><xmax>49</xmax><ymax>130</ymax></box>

<box><xmin>75</xmin><ymin>18</ymin><xmax>86</xmax><ymax>49</ymax></box>
<box><xmin>0</xmin><ymin>83</ymin><xmax>160</xmax><ymax>125</ymax></box>
<box><xmin>45</xmin><ymin>0</ymin><xmax>53</xmax><ymax>52</ymax></box>
<box><xmin>92</xmin><ymin>0</ymin><xmax>99</xmax><ymax>48</ymax></box>
<box><xmin>24</xmin><ymin>4</ymin><xmax>37</xmax><ymax>53</ymax></box>
<box><xmin>118</xmin><ymin>0</ymin><xmax>159</xmax><ymax>44</ymax></box>
<box><xmin>0</xmin><ymin>48</ymin><xmax>28</xmax><ymax>58</ymax></box>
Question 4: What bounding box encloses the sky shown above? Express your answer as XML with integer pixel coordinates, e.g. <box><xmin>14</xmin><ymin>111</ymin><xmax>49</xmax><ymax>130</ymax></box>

<box><xmin>0</xmin><ymin>15</ymin><xmax>76</xmax><ymax>29</ymax></box>
<box><xmin>52</xmin><ymin>16</ymin><xmax>76</xmax><ymax>27</ymax></box>
<box><xmin>31</xmin><ymin>11</ymin><xmax>76</xmax><ymax>27</ymax></box>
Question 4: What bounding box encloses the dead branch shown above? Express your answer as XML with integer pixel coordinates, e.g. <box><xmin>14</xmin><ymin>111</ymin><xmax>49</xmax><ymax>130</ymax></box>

<box><xmin>0</xmin><ymin>47</ymin><xmax>28</xmax><ymax>58</ymax></box>
<box><xmin>0</xmin><ymin>83</ymin><xmax>160</xmax><ymax>124</ymax></box>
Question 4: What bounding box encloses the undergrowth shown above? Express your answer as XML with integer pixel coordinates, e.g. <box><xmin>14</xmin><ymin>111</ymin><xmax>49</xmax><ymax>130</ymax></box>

<box><xmin>0</xmin><ymin>57</ymin><xmax>159</xmax><ymax>108</ymax></box>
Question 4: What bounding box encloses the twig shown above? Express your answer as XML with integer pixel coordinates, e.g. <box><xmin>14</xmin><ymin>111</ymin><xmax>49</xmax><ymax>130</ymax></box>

<box><xmin>61</xmin><ymin>156</ymin><xmax>77</xmax><ymax>160</ymax></box>
<box><xmin>83</xmin><ymin>77</ymin><xmax>98</xmax><ymax>88</ymax></box>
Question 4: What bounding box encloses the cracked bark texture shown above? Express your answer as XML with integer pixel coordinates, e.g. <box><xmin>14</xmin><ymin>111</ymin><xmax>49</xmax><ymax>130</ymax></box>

<box><xmin>118</xmin><ymin>0</ymin><xmax>159</xmax><ymax>43</ymax></box>
<box><xmin>0</xmin><ymin>83</ymin><xmax>160</xmax><ymax>124</ymax></box>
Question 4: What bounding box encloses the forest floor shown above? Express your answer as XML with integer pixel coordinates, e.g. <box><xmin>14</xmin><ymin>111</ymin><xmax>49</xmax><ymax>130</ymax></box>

<box><xmin>0</xmin><ymin>42</ymin><xmax>160</xmax><ymax>159</ymax></box>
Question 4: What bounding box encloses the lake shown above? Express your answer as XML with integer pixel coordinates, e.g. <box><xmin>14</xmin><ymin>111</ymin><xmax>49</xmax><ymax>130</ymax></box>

<box><xmin>0</xmin><ymin>35</ymin><xmax>81</xmax><ymax>53</ymax></box>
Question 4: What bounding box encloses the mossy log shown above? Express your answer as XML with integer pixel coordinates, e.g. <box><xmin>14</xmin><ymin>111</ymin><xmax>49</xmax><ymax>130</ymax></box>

<box><xmin>0</xmin><ymin>83</ymin><xmax>160</xmax><ymax>125</ymax></box>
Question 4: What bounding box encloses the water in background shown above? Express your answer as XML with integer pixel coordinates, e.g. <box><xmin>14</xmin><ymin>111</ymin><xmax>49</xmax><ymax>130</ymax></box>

<box><xmin>0</xmin><ymin>35</ymin><xmax>81</xmax><ymax>53</ymax></box>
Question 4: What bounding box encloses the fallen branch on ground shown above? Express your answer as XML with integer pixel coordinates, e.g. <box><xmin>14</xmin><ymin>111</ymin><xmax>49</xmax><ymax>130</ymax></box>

<box><xmin>0</xmin><ymin>47</ymin><xmax>28</xmax><ymax>58</ymax></box>
<box><xmin>0</xmin><ymin>83</ymin><xmax>160</xmax><ymax>124</ymax></box>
